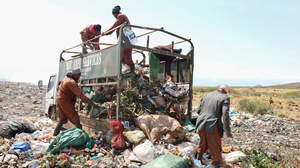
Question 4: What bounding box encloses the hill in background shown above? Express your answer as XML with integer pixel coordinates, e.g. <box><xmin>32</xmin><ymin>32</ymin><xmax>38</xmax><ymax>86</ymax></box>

<box><xmin>266</xmin><ymin>82</ymin><xmax>300</xmax><ymax>89</ymax></box>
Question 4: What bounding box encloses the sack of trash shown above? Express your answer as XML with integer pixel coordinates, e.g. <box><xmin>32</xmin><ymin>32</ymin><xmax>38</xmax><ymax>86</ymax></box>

<box><xmin>123</xmin><ymin>129</ymin><xmax>146</xmax><ymax>145</ymax></box>
<box><xmin>15</xmin><ymin>133</ymin><xmax>32</xmax><ymax>142</ymax></box>
<box><xmin>224</xmin><ymin>151</ymin><xmax>246</xmax><ymax>163</ymax></box>
<box><xmin>0</xmin><ymin>120</ymin><xmax>37</xmax><ymax>139</ymax></box>
<box><xmin>45</xmin><ymin>128</ymin><xmax>89</xmax><ymax>155</ymax></box>
<box><xmin>141</xmin><ymin>153</ymin><xmax>190</xmax><ymax>168</ymax></box>
<box><xmin>134</xmin><ymin>114</ymin><xmax>185</xmax><ymax>144</ymax></box>
<box><xmin>129</xmin><ymin>140</ymin><xmax>157</xmax><ymax>164</ymax></box>
<box><xmin>30</xmin><ymin>140</ymin><xmax>50</xmax><ymax>159</ymax></box>
<box><xmin>110</xmin><ymin>121</ymin><xmax>126</xmax><ymax>150</ymax></box>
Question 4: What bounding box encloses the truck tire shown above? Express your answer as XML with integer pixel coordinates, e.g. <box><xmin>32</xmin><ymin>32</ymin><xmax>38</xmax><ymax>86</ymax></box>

<box><xmin>49</xmin><ymin>106</ymin><xmax>58</xmax><ymax>122</ymax></box>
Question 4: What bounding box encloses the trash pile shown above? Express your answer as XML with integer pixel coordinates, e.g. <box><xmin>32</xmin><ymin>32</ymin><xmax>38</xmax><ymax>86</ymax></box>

<box><xmin>81</xmin><ymin>64</ymin><xmax>190</xmax><ymax>125</ymax></box>
<box><xmin>0</xmin><ymin>82</ymin><xmax>46</xmax><ymax>121</ymax></box>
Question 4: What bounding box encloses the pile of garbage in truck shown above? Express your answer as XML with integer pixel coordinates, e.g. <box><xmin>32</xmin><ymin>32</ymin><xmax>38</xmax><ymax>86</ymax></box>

<box><xmin>80</xmin><ymin>64</ymin><xmax>190</xmax><ymax>125</ymax></box>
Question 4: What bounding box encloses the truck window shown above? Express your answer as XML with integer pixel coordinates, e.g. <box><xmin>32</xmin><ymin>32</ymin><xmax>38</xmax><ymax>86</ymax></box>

<box><xmin>47</xmin><ymin>76</ymin><xmax>56</xmax><ymax>92</ymax></box>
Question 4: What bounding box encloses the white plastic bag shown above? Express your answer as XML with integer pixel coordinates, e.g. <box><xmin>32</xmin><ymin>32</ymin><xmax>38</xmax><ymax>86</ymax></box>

<box><xmin>30</xmin><ymin>140</ymin><xmax>50</xmax><ymax>159</ymax></box>
<box><xmin>177</xmin><ymin>142</ymin><xmax>197</xmax><ymax>157</ymax></box>
<box><xmin>122</xmin><ymin>64</ymin><xmax>131</xmax><ymax>74</ymax></box>
<box><xmin>129</xmin><ymin>140</ymin><xmax>156</xmax><ymax>164</ymax></box>
<box><xmin>224</xmin><ymin>151</ymin><xmax>246</xmax><ymax>163</ymax></box>
<box><xmin>186</xmin><ymin>132</ymin><xmax>200</xmax><ymax>145</ymax></box>
<box><xmin>16</xmin><ymin>133</ymin><xmax>32</xmax><ymax>141</ymax></box>
<box><xmin>165</xmin><ymin>87</ymin><xmax>180</xmax><ymax>97</ymax></box>
<box><xmin>31</xmin><ymin>129</ymin><xmax>54</xmax><ymax>140</ymax></box>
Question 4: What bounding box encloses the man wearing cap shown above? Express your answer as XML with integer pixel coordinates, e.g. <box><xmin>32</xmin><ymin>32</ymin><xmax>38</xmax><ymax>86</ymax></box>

<box><xmin>53</xmin><ymin>69</ymin><xmax>98</xmax><ymax>136</ymax></box>
<box><xmin>149</xmin><ymin>45</ymin><xmax>182</xmax><ymax>85</ymax></box>
<box><xmin>104</xmin><ymin>6</ymin><xmax>135</xmax><ymax>77</ymax></box>
<box><xmin>195</xmin><ymin>85</ymin><xmax>233</xmax><ymax>168</ymax></box>
<box><xmin>80</xmin><ymin>24</ymin><xmax>102</xmax><ymax>52</ymax></box>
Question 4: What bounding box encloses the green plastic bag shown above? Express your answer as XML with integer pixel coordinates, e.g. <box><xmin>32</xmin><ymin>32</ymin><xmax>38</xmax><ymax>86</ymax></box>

<box><xmin>45</xmin><ymin>128</ymin><xmax>89</xmax><ymax>155</ymax></box>
<box><xmin>90</xmin><ymin>106</ymin><xmax>108</xmax><ymax>118</ymax></box>
<box><xmin>149</xmin><ymin>52</ymin><xmax>160</xmax><ymax>84</ymax></box>
<box><xmin>141</xmin><ymin>154</ymin><xmax>190</xmax><ymax>168</ymax></box>
<box><xmin>183</xmin><ymin>118</ymin><xmax>196</xmax><ymax>132</ymax></box>
<box><xmin>86</xmin><ymin>93</ymin><xmax>107</xmax><ymax>113</ymax></box>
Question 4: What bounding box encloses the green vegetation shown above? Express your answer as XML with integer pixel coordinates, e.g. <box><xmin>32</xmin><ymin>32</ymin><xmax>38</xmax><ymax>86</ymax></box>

<box><xmin>236</xmin><ymin>98</ymin><xmax>272</xmax><ymax>115</ymax></box>
<box><xmin>239</xmin><ymin>148</ymin><xmax>282</xmax><ymax>168</ymax></box>
<box><xmin>281</xmin><ymin>91</ymin><xmax>300</xmax><ymax>99</ymax></box>
<box><xmin>268</xmin><ymin>82</ymin><xmax>300</xmax><ymax>89</ymax></box>
<box><xmin>278</xmin><ymin>113</ymin><xmax>288</xmax><ymax>118</ymax></box>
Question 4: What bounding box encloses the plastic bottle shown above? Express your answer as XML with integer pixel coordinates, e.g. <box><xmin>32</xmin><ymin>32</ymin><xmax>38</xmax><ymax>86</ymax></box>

<box><xmin>151</xmin><ymin>145</ymin><xmax>160</xmax><ymax>157</ymax></box>
<box><xmin>191</xmin><ymin>155</ymin><xmax>202</xmax><ymax>168</ymax></box>
<box><xmin>147</xmin><ymin>95</ymin><xmax>157</xmax><ymax>108</ymax></box>
<box><xmin>124</xmin><ymin>29</ymin><xmax>138</xmax><ymax>44</ymax></box>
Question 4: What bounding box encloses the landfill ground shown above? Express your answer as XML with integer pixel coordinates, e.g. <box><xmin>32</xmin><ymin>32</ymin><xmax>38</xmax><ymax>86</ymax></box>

<box><xmin>0</xmin><ymin>81</ymin><xmax>300</xmax><ymax>167</ymax></box>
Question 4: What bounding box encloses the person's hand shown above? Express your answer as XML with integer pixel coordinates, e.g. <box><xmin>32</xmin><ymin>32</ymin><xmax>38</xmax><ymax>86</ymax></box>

<box><xmin>226</xmin><ymin>132</ymin><xmax>233</xmax><ymax>138</ymax></box>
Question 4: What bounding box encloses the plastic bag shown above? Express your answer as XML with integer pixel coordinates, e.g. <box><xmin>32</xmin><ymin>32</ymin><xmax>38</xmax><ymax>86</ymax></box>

<box><xmin>177</xmin><ymin>142</ymin><xmax>197</xmax><ymax>157</ymax></box>
<box><xmin>186</xmin><ymin>132</ymin><xmax>200</xmax><ymax>145</ymax></box>
<box><xmin>165</xmin><ymin>87</ymin><xmax>180</xmax><ymax>97</ymax></box>
<box><xmin>0</xmin><ymin>120</ymin><xmax>37</xmax><ymax>139</ymax></box>
<box><xmin>224</xmin><ymin>151</ymin><xmax>246</xmax><ymax>163</ymax></box>
<box><xmin>31</xmin><ymin>129</ymin><xmax>54</xmax><ymax>140</ymax></box>
<box><xmin>10</xmin><ymin>141</ymin><xmax>31</xmax><ymax>153</ymax></box>
<box><xmin>129</xmin><ymin>140</ymin><xmax>156</xmax><ymax>164</ymax></box>
<box><xmin>141</xmin><ymin>154</ymin><xmax>189</xmax><ymax>168</ymax></box>
<box><xmin>122</xmin><ymin>64</ymin><xmax>131</xmax><ymax>74</ymax></box>
<box><xmin>3</xmin><ymin>154</ymin><xmax>18</xmax><ymax>163</ymax></box>
<box><xmin>90</xmin><ymin>106</ymin><xmax>108</xmax><ymax>118</ymax></box>
<box><xmin>152</xmin><ymin>96</ymin><xmax>166</xmax><ymax>108</ymax></box>
<box><xmin>45</xmin><ymin>128</ymin><xmax>89</xmax><ymax>155</ymax></box>
<box><xmin>16</xmin><ymin>132</ymin><xmax>32</xmax><ymax>141</ymax></box>
<box><xmin>183</xmin><ymin>118</ymin><xmax>195</xmax><ymax>132</ymax></box>
<box><xmin>30</xmin><ymin>140</ymin><xmax>50</xmax><ymax>159</ymax></box>
<box><xmin>109</xmin><ymin>121</ymin><xmax>126</xmax><ymax>150</ymax></box>
<box><xmin>134</xmin><ymin>114</ymin><xmax>185</xmax><ymax>144</ymax></box>
<box><xmin>123</xmin><ymin>129</ymin><xmax>146</xmax><ymax>145</ymax></box>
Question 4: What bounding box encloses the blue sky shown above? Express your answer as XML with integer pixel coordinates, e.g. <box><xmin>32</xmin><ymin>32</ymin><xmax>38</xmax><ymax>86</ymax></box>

<box><xmin>0</xmin><ymin>0</ymin><xmax>299</xmax><ymax>86</ymax></box>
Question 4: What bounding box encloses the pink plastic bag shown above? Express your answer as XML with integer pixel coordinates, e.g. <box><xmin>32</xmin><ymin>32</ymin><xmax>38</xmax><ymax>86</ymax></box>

<box><xmin>109</xmin><ymin>121</ymin><xmax>126</xmax><ymax>150</ymax></box>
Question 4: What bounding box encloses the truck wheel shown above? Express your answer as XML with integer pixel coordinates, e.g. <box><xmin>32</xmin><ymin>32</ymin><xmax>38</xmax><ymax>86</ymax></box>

<box><xmin>49</xmin><ymin>106</ymin><xmax>58</xmax><ymax>122</ymax></box>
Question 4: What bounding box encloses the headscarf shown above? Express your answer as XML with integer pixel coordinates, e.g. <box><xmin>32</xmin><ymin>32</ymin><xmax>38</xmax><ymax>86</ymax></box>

<box><xmin>112</xmin><ymin>5</ymin><xmax>121</xmax><ymax>14</ymax></box>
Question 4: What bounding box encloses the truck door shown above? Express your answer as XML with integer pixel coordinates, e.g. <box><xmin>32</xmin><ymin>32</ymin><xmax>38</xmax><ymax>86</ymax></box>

<box><xmin>45</xmin><ymin>74</ymin><xmax>57</xmax><ymax>116</ymax></box>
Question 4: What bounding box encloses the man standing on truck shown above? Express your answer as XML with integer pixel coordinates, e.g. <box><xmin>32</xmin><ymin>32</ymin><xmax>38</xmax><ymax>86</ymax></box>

<box><xmin>149</xmin><ymin>45</ymin><xmax>182</xmax><ymax>85</ymax></box>
<box><xmin>195</xmin><ymin>85</ymin><xmax>233</xmax><ymax>168</ymax></box>
<box><xmin>103</xmin><ymin>5</ymin><xmax>135</xmax><ymax>78</ymax></box>
<box><xmin>53</xmin><ymin>69</ymin><xmax>98</xmax><ymax>136</ymax></box>
<box><xmin>80</xmin><ymin>24</ymin><xmax>102</xmax><ymax>53</ymax></box>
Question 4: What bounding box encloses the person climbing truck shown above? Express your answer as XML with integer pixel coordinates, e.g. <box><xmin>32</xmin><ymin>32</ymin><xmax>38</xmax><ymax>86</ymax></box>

<box><xmin>53</xmin><ymin>69</ymin><xmax>98</xmax><ymax>136</ymax></box>
<box><xmin>80</xmin><ymin>24</ymin><xmax>102</xmax><ymax>52</ymax></box>
<box><xmin>103</xmin><ymin>5</ymin><xmax>136</xmax><ymax>78</ymax></box>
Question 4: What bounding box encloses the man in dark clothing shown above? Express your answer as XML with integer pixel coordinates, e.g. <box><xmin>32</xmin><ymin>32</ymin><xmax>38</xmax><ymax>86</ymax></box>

<box><xmin>195</xmin><ymin>85</ymin><xmax>233</xmax><ymax>168</ymax></box>
<box><xmin>53</xmin><ymin>69</ymin><xmax>98</xmax><ymax>136</ymax></box>
<box><xmin>149</xmin><ymin>45</ymin><xmax>181</xmax><ymax>85</ymax></box>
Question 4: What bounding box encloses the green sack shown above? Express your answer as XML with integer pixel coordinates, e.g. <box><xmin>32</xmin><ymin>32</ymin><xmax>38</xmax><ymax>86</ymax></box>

<box><xmin>86</xmin><ymin>93</ymin><xmax>107</xmax><ymax>113</ymax></box>
<box><xmin>45</xmin><ymin>128</ymin><xmax>89</xmax><ymax>155</ymax></box>
<box><xmin>141</xmin><ymin>154</ymin><xmax>190</xmax><ymax>168</ymax></box>
<box><xmin>90</xmin><ymin>106</ymin><xmax>108</xmax><ymax>118</ymax></box>
<box><xmin>149</xmin><ymin>52</ymin><xmax>160</xmax><ymax>84</ymax></box>
<box><xmin>82</xmin><ymin>87</ymin><xmax>91</xmax><ymax>94</ymax></box>
<box><xmin>183</xmin><ymin>118</ymin><xmax>196</xmax><ymax>132</ymax></box>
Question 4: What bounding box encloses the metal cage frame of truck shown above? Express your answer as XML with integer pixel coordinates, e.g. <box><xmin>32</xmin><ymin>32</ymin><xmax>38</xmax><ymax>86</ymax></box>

<box><xmin>52</xmin><ymin>23</ymin><xmax>194</xmax><ymax>133</ymax></box>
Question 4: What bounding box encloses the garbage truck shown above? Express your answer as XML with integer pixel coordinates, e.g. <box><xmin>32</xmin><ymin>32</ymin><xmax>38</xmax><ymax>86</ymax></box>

<box><xmin>44</xmin><ymin>23</ymin><xmax>194</xmax><ymax>134</ymax></box>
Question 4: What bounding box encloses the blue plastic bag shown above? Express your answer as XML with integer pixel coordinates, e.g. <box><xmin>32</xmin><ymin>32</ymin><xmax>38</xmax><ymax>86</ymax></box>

<box><xmin>10</xmin><ymin>141</ymin><xmax>31</xmax><ymax>153</ymax></box>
